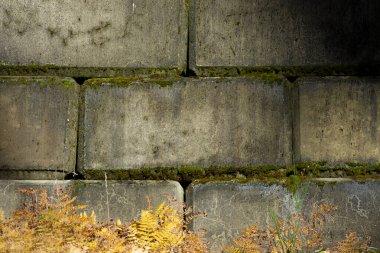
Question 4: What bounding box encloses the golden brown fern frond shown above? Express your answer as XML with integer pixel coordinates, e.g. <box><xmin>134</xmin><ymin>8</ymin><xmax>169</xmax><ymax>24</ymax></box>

<box><xmin>179</xmin><ymin>229</ymin><xmax>209</xmax><ymax>253</ymax></box>
<box><xmin>1</xmin><ymin>189</ymin><xmax>208</xmax><ymax>253</ymax></box>
<box><xmin>224</xmin><ymin>226</ymin><xmax>264</xmax><ymax>253</ymax></box>
<box><xmin>128</xmin><ymin>202</ymin><xmax>185</xmax><ymax>252</ymax></box>
<box><xmin>332</xmin><ymin>232</ymin><xmax>370</xmax><ymax>253</ymax></box>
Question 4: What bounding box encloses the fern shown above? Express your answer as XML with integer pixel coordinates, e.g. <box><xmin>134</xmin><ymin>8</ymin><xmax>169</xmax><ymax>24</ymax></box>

<box><xmin>128</xmin><ymin>202</ymin><xmax>185</xmax><ymax>251</ymax></box>
<box><xmin>333</xmin><ymin>232</ymin><xmax>370</xmax><ymax>253</ymax></box>
<box><xmin>224</xmin><ymin>226</ymin><xmax>263</xmax><ymax>253</ymax></box>
<box><xmin>0</xmin><ymin>187</ymin><xmax>208</xmax><ymax>253</ymax></box>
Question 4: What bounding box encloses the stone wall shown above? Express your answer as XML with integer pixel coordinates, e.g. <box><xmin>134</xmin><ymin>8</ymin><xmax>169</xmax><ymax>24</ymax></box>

<box><xmin>0</xmin><ymin>0</ymin><xmax>379</xmax><ymax>251</ymax></box>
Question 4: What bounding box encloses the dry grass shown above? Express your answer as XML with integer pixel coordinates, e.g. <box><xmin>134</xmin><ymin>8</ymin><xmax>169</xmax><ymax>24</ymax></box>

<box><xmin>225</xmin><ymin>203</ymin><xmax>371</xmax><ymax>253</ymax></box>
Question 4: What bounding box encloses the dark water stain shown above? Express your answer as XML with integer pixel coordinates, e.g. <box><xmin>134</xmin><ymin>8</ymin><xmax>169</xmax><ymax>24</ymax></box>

<box><xmin>369</xmin><ymin>88</ymin><xmax>377</xmax><ymax>143</ymax></box>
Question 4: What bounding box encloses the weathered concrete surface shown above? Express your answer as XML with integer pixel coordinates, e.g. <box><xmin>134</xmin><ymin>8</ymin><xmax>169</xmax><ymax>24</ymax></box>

<box><xmin>0</xmin><ymin>77</ymin><xmax>79</xmax><ymax>178</ymax></box>
<box><xmin>0</xmin><ymin>171</ymin><xmax>67</xmax><ymax>180</ymax></box>
<box><xmin>78</xmin><ymin>77</ymin><xmax>291</xmax><ymax>174</ymax></box>
<box><xmin>72</xmin><ymin>180</ymin><xmax>183</xmax><ymax>222</ymax></box>
<box><xmin>189</xmin><ymin>0</ymin><xmax>380</xmax><ymax>70</ymax></box>
<box><xmin>187</xmin><ymin>180</ymin><xmax>380</xmax><ymax>252</ymax></box>
<box><xmin>0</xmin><ymin>0</ymin><xmax>187</xmax><ymax>70</ymax></box>
<box><xmin>0</xmin><ymin>180</ymin><xmax>71</xmax><ymax>217</ymax></box>
<box><xmin>0</xmin><ymin>180</ymin><xmax>183</xmax><ymax>223</ymax></box>
<box><xmin>306</xmin><ymin>179</ymin><xmax>380</xmax><ymax>248</ymax></box>
<box><xmin>187</xmin><ymin>181</ymin><xmax>292</xmax><ymax>252</ymax></box>
<box><xmin>295</xmin><ymin>77</ymin><xmax>380</xmax><ymax>163</ymax></box>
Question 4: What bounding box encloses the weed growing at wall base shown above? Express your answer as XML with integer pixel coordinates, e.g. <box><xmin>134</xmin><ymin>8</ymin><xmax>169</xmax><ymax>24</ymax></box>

<box><xmin>225</xmin><ymin>202</ymin><xmax>374</xmax><ymax>253</ymax></box>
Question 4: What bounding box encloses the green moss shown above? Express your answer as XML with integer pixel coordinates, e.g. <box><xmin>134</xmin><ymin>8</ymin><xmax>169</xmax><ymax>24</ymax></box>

<box><xmin>150</xmin><ymin>80</ymin><xmax>174</xmax><ymax>87</ymax></box>
<box><xmin>84</xmin><ymin>77</ymin><xmax>142</xmax><ymax>89</ymax></box>
<box><xmin>0</xmin><ymin>76</ymin><xmax>75</xmax><ymax>88</ymax></box>
<box><xmin>82</xmin><ymin>168</ymin><xmax>181</xmax><ymax>181</ymax></box>
<box><xmin>193</xmin><ymin>65</ymin><xmax>380</xmax><ymax>79</ymax></box>
<box><xmin>38</xmin><ymin>77</ymin><xmax>75</xmax><ymax>88</ymax></box>
<box><xmin>0</xmin><ymin>65</ymin><xmax>183</xmax><ymax>78</ymax></box>
<box><xmin>285</xmin><ymin>175</ymin><xmax>302</xmax><ymax>193</ymax></box>
<box><xmin>191</xmin><ymin>66</ymin><xmax>287</xmax><ymax>85</ymax></box>
<box><xmin>186</xmin><ymin>0</ymin><xmax>190</xmax><ymax>14</ymax></box>
<box><xmin>192</xmin><ymin>176</ymin><xmax>254</xmax><ymax>185</ymax></box>
<box><xmin>238</xmin><ymin>70</ymin><xmax>284</xmax><ymax>84</ymax></box>
<box><xmin>1</xmin><ymin>64</ymin><xmax>379</xmax><ymax>80</ymax></box>
<box><xmin>295</xmin><ymin>162</ymin><xmax>380</xmax><ymax>178</ymax></box>
<box><xmin>81</xmin><ymin>165</ymin><xmax>292</xmax><ymax>182</ymax></box>
<box><xmin>84</xmin><ymin>77</ymin><xmax>177</xmax><ymax>89</ymax></box>
<box><xmin>313</xmin><ymin>179</ymin><xmax>327</xmax><ymax>188</ymax></box>
<box><xmin>79</xmin><ymin>162</ymin><xmax>379</xmax><ymax>192</ymax></box>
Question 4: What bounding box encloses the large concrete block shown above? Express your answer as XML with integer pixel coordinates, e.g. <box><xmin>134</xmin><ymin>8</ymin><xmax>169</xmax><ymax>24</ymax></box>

<box><xmin>186</xmin><ymin>181</ymin><xmax>292</xmax><ymax>252</ymax></box>
<box><xmin>0</xmin><ymin>180</ymin><xmax>71</xmax><ymax>217</ymax></box>
<box><xmin>187</xmin><ymin>180</ymin><xmax>380</xmax><ymax>252</ymax></box>
<box><xmin>72</xmin><ymin>180</ymin><xmax>183</xmax><ymax>222</ymax></box>
<box><xmin>306</xmin><ymin>179</ymin><xmax>380</xmax><ymax>248</ymax></box>
<box><xmin>78</xmin><ymin>77</ymin><xmax>291</xmax><ymax>175</ymax></box>
<box><xmin>189</xmin><ymin>0</ymin><xmax>380</xmax><ymax>70</ymax></box>
<box><xmin>0</xmin><ymin>77</ymin><xmax>79</xmax><ymax>179</ymax></box>
<box><xmin>295</xmin><ymin>77</ymin><xmax>380</xmax><ymax>163</ymax></box>
<box><xmin>0</xmin><ymin>0</ymin><xmax>187</xmax><ymax>70</ymax></box>
<box><xmin>0</xmin><ymin>180</ymin><xmax>183</xmax><ymax>223</ymax></box>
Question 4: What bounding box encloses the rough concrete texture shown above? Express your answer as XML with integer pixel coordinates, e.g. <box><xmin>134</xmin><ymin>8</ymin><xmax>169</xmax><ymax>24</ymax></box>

<box><xmin>0</xmin><ymin>77</ymin><xmax>79</xmax><ymax>178</ymax></box>
<box><xmin>72</xmin><ymin>180</ymin><xmax>183</xmax><ymax>222</ymax></box>
<box><xmin>189</xmin><ymin>0</ymin><xmax>380</xmax><ymax>70</ymax></box>
<box><xmin>187</xmin><ymin>180</ymin><xmax>380</xmax><ymax>252</ymax></box>
<box><xmin>0</xmin><ymin>0</ymin><xmax>187</xmax><ymax>69</ymax></box>
<box><xmin>0</xmin><ymin>180</ymin><xmax>71</xmax><ymax>217</ymax></box>
<box><xmin>0</xmin><ymin>180</ymin><xmax>183</xmax><ymax>223</ymax></box>
<box><xmin>0</xmin><ymin>171</ymin><xmax>67</xmax><ymax>180</ymax></box>
<box><xmin>79</xmin><ymin>77</ymin><xmax>291</xmax><ymax>173</ymax></box>
<box><xmin>296</xmin><ymin>77</ymin><xmax>380</xmax><ymax>163</ymax></box>
<box><xmin>187</xmin><ymin>181</ymin><xmax>292</xmax><ymax>252</ymax></box>
<box><xmin>306</xmin><ymin>179</ymin><xmax>380</xmax><ymax>248</ymax></box>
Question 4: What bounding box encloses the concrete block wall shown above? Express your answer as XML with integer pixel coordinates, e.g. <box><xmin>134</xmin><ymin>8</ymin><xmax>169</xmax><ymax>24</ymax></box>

<box><xmin>0</xmin><ymin>1</ymin><xmax>380</xmax><ymax>252</ymax></box>
<box><xmin>0</xmin><ymin>180</ymin><xmax>183</xmax><ymax>222</ymax></box>
<box><xmin>295</xmin><ymin>77</ymin><xmax>380</xmax><ymax>163</ymax></box>
<box><xmin>188</xmin><ymin>179</ymin><xmax>380</xmax><ymax>252</ymax></box>
<box><xmin>78</xmin><ymin>77</ymin><xmax>292</xmax><ymax>173</ymax></box>
<box><xmin>0</xmin><ymin>0</ymin><xmax>187</xmax><ymax>71</ymax></box>
<box><xmin>189</xmin><ymin>0</ymin><xmax>380</xmax><ymax>70</ymax></box>
<box><xmin>0</xmin><ymin>77</ymin><xmax>79</xmax><ymax>179</ymax></box>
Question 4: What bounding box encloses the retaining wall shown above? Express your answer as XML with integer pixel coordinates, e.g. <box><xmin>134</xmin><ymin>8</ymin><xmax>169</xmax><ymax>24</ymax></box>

<box><xmin>0</xmin><ymin>0</ymin><xmax>379</xmax><ymax>251</ymax></box>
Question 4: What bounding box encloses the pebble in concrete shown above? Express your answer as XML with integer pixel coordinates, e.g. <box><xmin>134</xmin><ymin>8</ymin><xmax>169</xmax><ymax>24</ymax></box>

<box><xmin>0</xmin><ymin>0</ymin><xmax>187</xmax><ymax>70</ymax></box>
<box><xmin>296</xmin><ymin>77</ymin><xmax>380</xmax><ymax>163</ymax></box>
<box><xmin>0</xmin><ymin>77</ymin><xmax>79</xmax><ymax>179</ymax></box>
<box><xmin>79</xmin><ymin>77</ymin><xmax>291</xmax><ymax>174</ymax></box>
<box><xmin>190</xmin><ymin>0</ymin><xmax>380</xmax><ymax>70</ymax></box>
